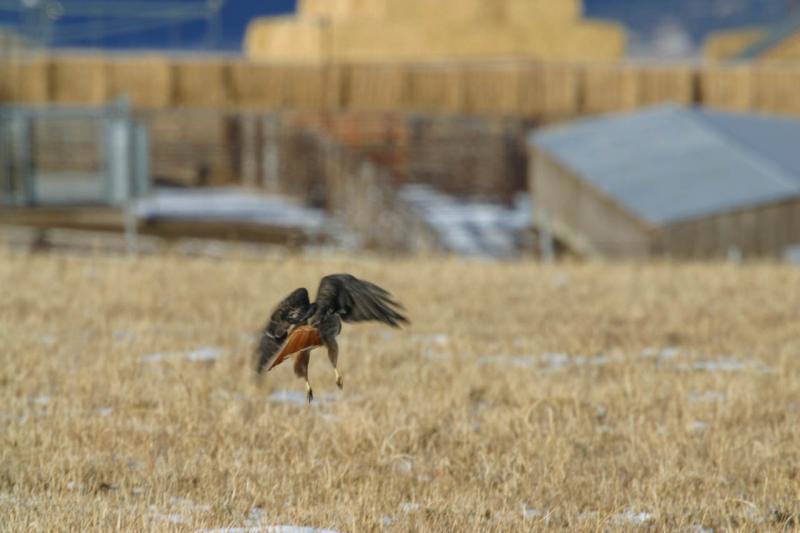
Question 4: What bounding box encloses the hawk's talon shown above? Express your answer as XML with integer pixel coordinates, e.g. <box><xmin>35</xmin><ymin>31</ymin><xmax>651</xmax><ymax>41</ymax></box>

<box><xmin>336</xmin><ymin>374</ymin><xmax>344</xmax><ymax>389</ymax></box>
<box><xmin>307</xmin><ymin>388</ymin><xmax>314</xmax><ymax>404</ymax></box>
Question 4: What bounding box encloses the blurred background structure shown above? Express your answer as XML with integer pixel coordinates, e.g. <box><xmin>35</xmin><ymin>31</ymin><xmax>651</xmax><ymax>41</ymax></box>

<box><xmin>1</xmin><ymin>0</ymin><xmax>800</xmax><ymax>259</ymax></box>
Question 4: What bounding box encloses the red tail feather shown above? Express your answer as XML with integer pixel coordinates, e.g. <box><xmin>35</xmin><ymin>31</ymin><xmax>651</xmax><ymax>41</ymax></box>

<box><xmin>268</xmin><ymin>325</ymin><xmax>323</xmax><ymax>371</ymax></box>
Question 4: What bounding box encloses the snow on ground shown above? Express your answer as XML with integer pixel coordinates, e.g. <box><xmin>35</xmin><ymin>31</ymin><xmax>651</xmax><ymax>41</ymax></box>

<box><xmin>612</xmin><ymin>511</ymin><xmax>654</xmax><ymax>526</ymax></box>
<box><xmin>398</xmin><ymin>184</ymin><xmax>533</xmax><ymax>258</ymax></box>
<box><xmin>686</xmin><ymin>357</ymin><xmax>775</xmax><ymax>374</ymax></box>
<box><xmin>131</xmin><ymin>185</ymin><xmax>533</xmax><ymax>257</ymax></box>
<box><xmin>268</xmin><ymin>390</ymin><xmax>337</xmax><ymax>406</ymax></box>
<box><xmin>688</xmin><ymin>391</ymin><xmax>726</xmax><ymax>403</ymax></box>
<box><xmin>134</xmin><ymin>188</ymin><xmax>329</xmax><ymax>231</ymax></box>
<box><xmin>687</xmin><ymin>420</ymin><xmax>710</xmax><ymax>434</ymax></box>
<box><xmin>194</xmin><ymin>520</ymin><xmax>342</xmax><ymax>532</ymax></box>
<box><xmin>132</xmin><ymin>188</ymin><xmax>362</xmax><ymax>251</ymax></box>
<box><xmin>140</xmin><ymin>346</ymin><xmax>225</xmax><ymax>363</ymax></box>
<box><xmin>475</xmin><ymin>348</ymin><xmax>774</xmax><ymax>378</ymax></box>
<box><xmin>522</xmin><ymin>506</ymin><xmax>546</xmax><ymax>520</ymax></box>
<box><xmin>478</xmin><ymin>353</ymin><xmax>611</xmax><ymax>371</ymax></box>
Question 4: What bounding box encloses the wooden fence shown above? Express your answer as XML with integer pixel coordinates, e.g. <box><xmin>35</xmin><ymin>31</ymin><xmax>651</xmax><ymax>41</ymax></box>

<box><xmin>3</xmin><ymin>55</ymin><xmax>800</xmax><ymax>119</ymax></box>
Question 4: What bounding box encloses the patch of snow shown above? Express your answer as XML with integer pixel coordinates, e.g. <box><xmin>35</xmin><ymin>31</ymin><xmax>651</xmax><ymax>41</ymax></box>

<box><xmin>411</xmin><ymin>333</ymin><xmax>449</xmax><ymax>345</ymax></box>
<box><xmin>641</xmin><ymin>346</ymin><xmax>682</xmax><ymax>360</ymax></box>
<box><xmin>395</xmin><ymin>460</ymin><xmax>412</xmax><ymax>474</ymax></box>
<box><xmin>185</xmin><ymin>346</ymin><xmax>225</xmax><ymax>362</ymax></box>
<box><xmin>399</xmin><ymin>185</ymin><xmax>533</xmax><ymax>258</ymax></box>
<box><xmin>245</xmin><ymin>507</ymin><xmax>266</xmax><ymax>527</ymax></box>
<box><xmin>39</xmin><ymin>334</ymin><xmax>56</xmax><ymax>346</ymax></box>
<box><xmin>691</xmin><ymin>359</ymin><xmax>746</xmax><ymax>372</ymax></box>
<box><xmin>688</xmin><ymin>391</ymin><xmax>726</xmax><ymax>404</ymax></box>
<box><xmin>66</xmin><ymin>481</ymin><xmax>80</xmax><ymax>491</ymax></box>
<box><xmin>687</xmin><ymin>420</ymin><xmax>710</xmax><ymax>434</ymax></box>
<box><xmin>268</xmin><ymin>390</ymin><xmax>336</xmax><ymax>406</ymax></box>
<box><xmin>522</xmin><ymin>506</ymin><xmax>545</xmax><ymax>519</ymax></box>
<box><xmin>688</xmin><ymin>358</ymin><xmax>774</xmax><ymax>374</ymax></box>
<box><xmin>140</xmin><ymin>346</ymin><xmax>225</xmax><ymax>363</ymax></box>
<box><xmin>97</xmin><ymin>407</ymin><xmax>113</xmax><ymax>416</ymax></box>
<box><xmin>381</xmin><ymin>516</ymin><xmax>394</xmax><ymax>526</ymax></box>
<box><xmin>400</xmin><ymin>502</ymin><xmax>420</xmax><ymax>514</ymax></box>
<box><xmin>612</xmin><ymin>511</ymin><xmax>654</xmax><ymax>525</ymax></box>
<box><xmin>540</xmin><ymin>352</ymin><xmax>573</xmax><ymax>369</ymax></box>
<box><xmin>140</xmin><ymin>351</ymin><xmax>172</xmax><ymax>363</ymax></box>
<box><xmin>32</xmin><ymin>395</ymin><xmax>50</xmax><ymax>405</ymax></box>
<box><xmin>429</xmin><ymin>334</ymin><xmax>449</xmax><ymax>345</ymax></box>
<box><xmin>690</xmin><ymin>525</ymin><xmax>714</xmax><ymax>533</ymax></box>
<box><xmin>134</xmin><ymin>188</ymin><xmax>329</xmax><ymax>233</ymax></box>
<box><xmin>195</xmin><ymin>526</ymin><xmax>339</xmax><ymax>533</ymax></box>
<box><xmin>478</xmin><ymin>352</ymin><xmax>610</xmax><ymax>371</ymax></box>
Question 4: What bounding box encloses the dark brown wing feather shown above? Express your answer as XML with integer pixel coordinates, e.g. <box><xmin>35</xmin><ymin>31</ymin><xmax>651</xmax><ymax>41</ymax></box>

<box><xmin>267</xmin><ymin>325</ymin><xmax>323</xmax><ymax>371</ymax></box>
<box><xmin>313</xmin><ymin>274</ymin><xmax>408</xmax><ymax>327</ymax></box>
<box><xmin>255</xmin><ymin>288</ymin><xmax>311</xmax><ymax>373</ymax></box>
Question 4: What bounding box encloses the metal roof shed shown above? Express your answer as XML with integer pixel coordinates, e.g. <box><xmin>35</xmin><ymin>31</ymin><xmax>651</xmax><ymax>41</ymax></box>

<box><xmin>528</xmin><ymin>104</ymin><xmax>800</xmax><ymax>259</ymax></box>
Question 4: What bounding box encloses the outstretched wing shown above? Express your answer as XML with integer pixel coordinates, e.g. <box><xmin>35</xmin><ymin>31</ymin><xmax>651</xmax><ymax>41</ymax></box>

<box><xmin>266</xmin><ymin>325</ymin><xmax>323</xmax><ymax>372</ymax></box>
<box><xmin>255</xmin><ymin>288</ymin><xmax>312</xmax><ymax>373</ymax></box>
<box><xmin>315</xmin><ymin>274</ymin><xmax>408</xmax><ymax>327</ymax></box>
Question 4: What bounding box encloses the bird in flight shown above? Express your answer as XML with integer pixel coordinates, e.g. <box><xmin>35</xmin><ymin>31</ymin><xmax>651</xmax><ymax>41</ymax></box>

<box><xmin>255</xmin><ymin>274</ymin><xmax>408</xmax><ymax>403</ymax></box>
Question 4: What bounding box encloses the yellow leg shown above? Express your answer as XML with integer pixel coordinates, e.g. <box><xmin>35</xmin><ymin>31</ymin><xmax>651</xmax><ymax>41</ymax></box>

<box><xmin>305</xmin><ymin>379</ymin><xmax>314</xmax><ymax>404</ymax></box>
<box><xmin>294</xmin><ymin>350</ymin><xmax>313</xmax><ymax>403</ymax></box>
<box><xmin>326</xmin><ymin>339</ymin><xmax>342</xmax><ymax>390</ymax></box>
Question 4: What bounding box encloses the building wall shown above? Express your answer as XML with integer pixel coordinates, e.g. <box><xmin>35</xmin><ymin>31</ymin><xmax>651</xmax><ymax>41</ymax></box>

<box><xmin>530</xmin><ymin>147</ymin><xmax>653</xmax><ymax>257</ymax></box>
<box><xmin>657</xmin><ymin>200</ymin><xmax>800</xmax><ymax>259</ymax></box>
<box><xmin>533</xmin><ymin>144</ymin><xmax>800</xmax><ymax>259</ymax></box>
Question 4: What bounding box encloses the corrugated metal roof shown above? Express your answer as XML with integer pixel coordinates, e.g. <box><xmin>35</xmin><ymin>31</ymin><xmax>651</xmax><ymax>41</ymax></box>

<box><xmin>530</xmin><ymin>105</ymin><xmax>800</xmax><ymax>226</ymax></box>
<box><xmin>735</xmin><ymin>9</ymin><xmax>800</xmax><ymax>60</ymax></box>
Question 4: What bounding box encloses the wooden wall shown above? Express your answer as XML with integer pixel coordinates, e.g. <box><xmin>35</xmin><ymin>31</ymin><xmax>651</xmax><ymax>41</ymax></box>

<box><xmin>530</xmin><ymin>148</ymin><xmax>654</xmax><ymax>257</ymax></box>
<box><xmin>657</xmin><ymin>200</ymin><xmax>800</xmax><ymax>259</ymax></box>
<box><xmin>4</xmin><ymin>55</ymin><xmax>800</xmax><ymax>120</ymax></box>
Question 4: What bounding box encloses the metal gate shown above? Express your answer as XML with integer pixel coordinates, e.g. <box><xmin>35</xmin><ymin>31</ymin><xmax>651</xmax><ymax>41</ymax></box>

<box><xmin>0</xmin><ymin>98</ymin><xmax>149</xmax><ymax>207</ymax></box>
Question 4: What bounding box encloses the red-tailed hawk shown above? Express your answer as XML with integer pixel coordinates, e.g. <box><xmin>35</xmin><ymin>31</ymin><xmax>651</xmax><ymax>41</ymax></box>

<box><xmin>256</xmin><ymin>274</ymin><xmax>408</xmax><ymax>402</ymax></box>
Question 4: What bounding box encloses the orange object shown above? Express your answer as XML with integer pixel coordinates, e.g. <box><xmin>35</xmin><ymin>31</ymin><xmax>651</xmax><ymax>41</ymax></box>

<box><xmin>268</xmin><ymin>326</ymin><xmax>323</xmax><ymax>371</ymax></box>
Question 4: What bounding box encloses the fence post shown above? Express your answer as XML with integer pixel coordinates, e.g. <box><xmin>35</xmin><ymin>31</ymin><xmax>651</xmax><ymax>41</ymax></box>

<box><xmin>104</xmin><ymin>98</ymin><xmax>134</xmax><ymax>205</ymax></box>
<box><xmin>0</xmin><ymin>109</ymin><xmax>9</xmax><ymax>206</ymax></box>
<box><xmin>11</xmin><ymin>111</ymin><xmax>35</xmax><ymax>206</ymax></box>
<box><xmin>539</xmin><ymin>208</ymin><xmax>555</xmax><ymax>262</ymax></box>
<box><xmin>133</xmin><ymin>121</ymin><xmax>150</xmax><ymax>197</ymax></box>
<box><xmin>262</xmin><ymin>114</ymin><xmax>281</xmax><ymax>193</ymax></box>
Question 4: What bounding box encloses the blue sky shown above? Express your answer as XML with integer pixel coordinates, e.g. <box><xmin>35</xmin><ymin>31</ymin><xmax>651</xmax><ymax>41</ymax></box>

<box><xmin>0</xmin><ymin>0</ymin><xmax>793</xmax><ymax>52</ymax></box>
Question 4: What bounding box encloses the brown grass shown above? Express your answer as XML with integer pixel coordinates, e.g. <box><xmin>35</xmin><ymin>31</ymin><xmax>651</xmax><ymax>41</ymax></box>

<box><xmin>1</xmin><ymin>250</ymin><xmax>800</xmax><ymax>531</ymax></box>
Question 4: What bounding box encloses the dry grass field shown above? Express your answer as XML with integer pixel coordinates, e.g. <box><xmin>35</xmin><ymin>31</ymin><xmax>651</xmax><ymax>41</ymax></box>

<box><xmin>1</xmin><ymin>249</ymin><xmax>800</xmax><ymax>531</ymax></box>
